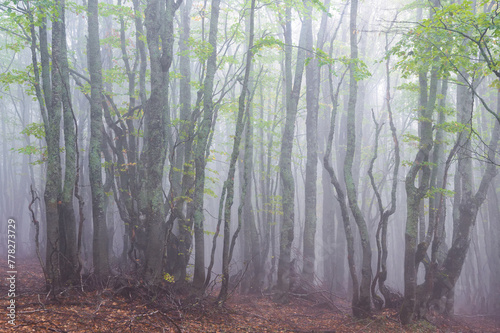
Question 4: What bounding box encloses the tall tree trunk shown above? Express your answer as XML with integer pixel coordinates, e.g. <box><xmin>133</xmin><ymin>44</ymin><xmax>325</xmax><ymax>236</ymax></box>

<box><xmin>302</xmin><ymin>0</ymin><xmax>328</xmax><ymax>282</ymax></box>
<box><xmin>172</xmin><ymin>0</ymin><xmax>194</xmax><ymax>283</ymax></box>
<box><xmin>343</xmin><ymin>0</ymin><xmax>372</xmax><ymax>317</ymax></box>
<box><xmin>192</xmin><ymin>0</ymin><xmax>221</xmax><ymax>290</ymax></box>
<box><xmin>218</xmin><ymin>0</ymin><xmax>256</xmax><ymax>303</ymax></box>
<box><xmin>370</xmin><ymin>27</ymin><xmax>400</xmax><ymax>309</ymax></box>
<box><xmin>142</xmin><ymin>0</ymin><xmax>179</xmax><ymax>285</ymax></box>
<box><xmin>58</xmin><ymin>0</ymin><xmax>79</xmax><ymax>284</ymax></box>
<box><xmin>28</xmin><ymin>5</ymin><xmax>54</xmax><ymax>290</ymax></box>
<box><xmin>277</xmin><ymin>6</ymin><xmax>307</xmax><ymax>300</ymax></box>
<box><xmin>430</xmin><ymin>86</ymin><xmax>500</xmax><ymax>315</ymax></box>
<box><xmin>44</xmin><ymin>10</ymin><xmax>63</xmax><ymax>292</ymax></box>
<box><xmin>240</xmin><ymin>16</ymin><xmax>260</xmax><ymax>292</ymax></box>
<box><xmin>88</xmin><ymin>0</ymin><xmax>110</xmax><ymax>280</ymax></box>
<box><xmin>400</xmin><ymin>66</ymin><xmax>437</xmax><ymax>323</ymax></box>
<box><xmin>323</xmin><ymin>66</ymin><xmax>358</xmax><ymax>312</ymax></box>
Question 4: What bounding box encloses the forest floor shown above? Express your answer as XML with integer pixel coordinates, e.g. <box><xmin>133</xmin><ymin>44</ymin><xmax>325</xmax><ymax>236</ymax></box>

<box><xmin>1</xmin><ymin>257</ymin><xmax>499</xmax><ymax>332</ymax></box>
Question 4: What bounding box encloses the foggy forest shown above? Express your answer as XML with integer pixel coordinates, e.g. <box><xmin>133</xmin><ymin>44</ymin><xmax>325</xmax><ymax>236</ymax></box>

<box><xmin>1</xmin><ymin>0</ymin><xmax>500</xmax><ymax>331</ymax></box>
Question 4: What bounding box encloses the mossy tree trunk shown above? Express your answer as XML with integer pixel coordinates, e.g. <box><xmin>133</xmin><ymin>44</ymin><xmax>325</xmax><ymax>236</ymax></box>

<box><xmin>400</xmin><ymin>66</ymin><xmax>437</xmax><ymax>324</ymax></box>
<box><xmin>42</xmin><ymin>10</ymin><xmax>63</xmax><ymax>292</ymax></box>
<box><xmin>192</xmin><ymin>0</ymin><xmax>221</xmax><ymax>290</ymax></box>
<box><xmin>277</xmin><ymin>5</ymin><xmax>307</xmax><ymax>300</ymax></box>
<box><xmin>58</xmin><ymin>0</ymin><xmax>79</xmax><ymax>285</ymax></box>
<box><xmin>172</xmin><ymin>0</ymin><xmax>195</xmax><ymax>283</ymax></box>
<box><xmin>343</xmin><ymin>0</ymin><xmax>372</xmax><ymax>317</ymax></box>
<box><xmin>429</xmin><ymin>85</ymin><xmax>500</xmax><ymax>315</ymax></box>
<box><xmin>141</xmin><ymin>0</ymin><xmax>180</xmax><ymax>286</ymax></box>
<box><xmin>88</xmin><ymin>0</ymin><xmax>110</xmax><ymax>281</ymax></box>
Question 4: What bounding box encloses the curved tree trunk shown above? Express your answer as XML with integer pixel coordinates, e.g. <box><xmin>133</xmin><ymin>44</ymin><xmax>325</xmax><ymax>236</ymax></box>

<box><xmin>429</xmin><ymin>86</ymin><xmax>500</xmax><ymax>315</ymax></box>
<box><xmin>400</xmin><ymin>67</ymin><xmax>437</xmax><ymax>324</ymax></box>
<box><xmin>192</xmin><ymin>0</ymin><xmax>221</xmax><ymax>290</ymax></box>
<box><xmin>277</xmin><ymin>5</ymin><xmax>307</xmax><ymax>301</ymax></box>
<box><xmin>343</xmin><ymin>0</ymin><xmax>372</xmax><ymax>317</ymax></box>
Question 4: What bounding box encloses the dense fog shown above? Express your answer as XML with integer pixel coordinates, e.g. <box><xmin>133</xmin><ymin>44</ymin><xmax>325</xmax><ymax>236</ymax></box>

<box><xmin>0</xmin><ymin>0</ymin><xmax>499</xmax><ymax>327</ymax></box>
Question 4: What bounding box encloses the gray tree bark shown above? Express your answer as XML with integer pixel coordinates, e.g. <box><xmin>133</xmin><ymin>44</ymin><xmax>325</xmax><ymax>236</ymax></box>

<box><xmin>277</xmin><ymin>5</ymin><xmax>307</xmax><ymax>300</ymax></box>
<box><xmin>343</xmin><ymin>0</ymin><xmax>372</xmax><ymax>317</ymax></box>
<box><xmin>88</xmin><ymin>0</ymin><xmax>110</xmax><ymax>280</ymax></box>
<box><xmin>58</xmin><ymin>0</ymin><xmax>79</xmax><ymax>284</ymax></box>
<box><xmin>302</xmin><ymin>0</ymin><xmax>328</xmax><ymax>282</ymax></box>
<box><xmin>192</xmin><ymin>0</ymin><xmax>221</xmax><ymax>290</ymax></box>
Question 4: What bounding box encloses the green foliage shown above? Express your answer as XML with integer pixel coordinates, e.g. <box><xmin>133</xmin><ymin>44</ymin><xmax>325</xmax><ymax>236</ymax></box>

<box><xmin>203</xmin><ymin>229</ymin><xmax>217</xmax><ymax>236</ymax></box>
<box><xmin>253</xmin><ymin>35</ymin><xmax>284</xmax><ymax>55</ymax></box>
<box><xmin>436</xmin><ymin>120</ymin><xmax>469</xmax><ymax>134</ymax></box>
<box><xmin>12</xmin><ymin>144</ymin><xmax>39</xmax><ymax>155</ymax></box>
<box><xmin>402</xmin><ymin>133</ymin><xmax>420</xmax><ymax>143</ymax></box>
<box><xmin>163</xmin><ymin>272</ymin><xmax>175</xmax><ymax>283</ymax></box>
<box><xmin>187</xmin><ymin>37</ymin><xmax>213</xmax><ymax>62</ymax></box>
<box><xmin>21</xmin><ymin>122</ymin><xmax>45</xmax><ymax>139</ymax></box>
<box><xmin>204</xmin><ymin>187</ymin><xmax>217</xmax><ymax>198</ymax></box>
<box><xmin>314</xmin><ymin>49</ymin><xmax>371</xmax><ymax>80</ymax></box>
<box><xmin>99</xmin><ymin>2</ymin><xmax>133</xmax><ymax>18</ymax></box>
<box><xmin>310</xmin><ymin>0</ymin><xmax>331</xmax><ymax>17</ymax></box>
<box><xmin>425</xmin><ymin>186</ymin><xmax>455</xmax><ymax>199</ymax></box>
<box><xmin>391</xmin><ymin>0</ymin><xmax>500</xmax><ymax>80</ymax></box>
<box><xmin>103</xmin><ymin>66</ymin><xmax>128</xmax><ymax>86</ymax></box>
<box><xmin>397</xmin><ymin>82</ymin><xmax>420</xmax><ymax>92</ymax></box>
<box><xmin>100</xmin><ymin>34</ymin><xmax>122</xmax><ymax>49</ymax></box>
<box><xmin>267</xmin><ymin>194</ymin><xmax>283</xmax><ymax>216</ymax></box>
<box><xmin>66</xmin><ymin>1</ymin><xmax>87</xmax><ymax>15</ymax></box>
<box><xmin>0</xmin><ymin>67</ymin><xmax>30</xmax><ymax>87</ymax></box>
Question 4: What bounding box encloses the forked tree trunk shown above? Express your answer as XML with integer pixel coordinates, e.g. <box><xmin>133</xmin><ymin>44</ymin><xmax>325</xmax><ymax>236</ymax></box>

<box><xmin>400</xmin><ymin>67</ymin><xmax>437</xmax><ymax>324</ymax></box>
<box><xmin>343</xmin><ymin>0</ymin><xmax>372</xmax><ymax>317</ymax></box>
<box><xmin>142</xmin><ymin>0</ymin><xmax>179</xmax><ymax>286</ymax></box>
<box><xmin>429</xmin><ymin>86</ymin><xmax>499</xmax><ymax>315</ymax></box>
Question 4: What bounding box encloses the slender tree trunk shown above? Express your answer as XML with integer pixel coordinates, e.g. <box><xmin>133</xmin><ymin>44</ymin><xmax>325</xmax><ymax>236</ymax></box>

<box><xmin>192</xmin><ymin>0</ymin><xmax>221</xmax><ymax>290</ymax></box>
<box><xmin>343</xmin><ymin>0</ymin><xmax>372</xmax><ymax>317</ymax></box>
<box><xmin>323</xmin><ymin>68</ymin><xmax>359</xmax><ymax>312</ymax></box>
<box><xmin>240</xmin><ymin>21</ymin><xmax>260</xmax><ymax>292</ymax></box>
<box><xmin>218</xmin><ymin>0</ymin><xmax>256</xmax><ymax>303</ymax></box>
<box><xmin>28</xmin><ymin>6</ymin><xmax>52</xmax><ymax>290</ymax></box>
<box><xmin>371</xmin><ymin>28</ymin><xmax>400</xmax><ymax>309</ymax></box>
<box><xmin>302</xmin><ymin>0</ymin><xmax>328</xmax><ymax>282</ymax></box>
<box><xmin>277</xmin><ymin>6</ymin><xmax>307</xmax><ymax>300</ymax></box>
